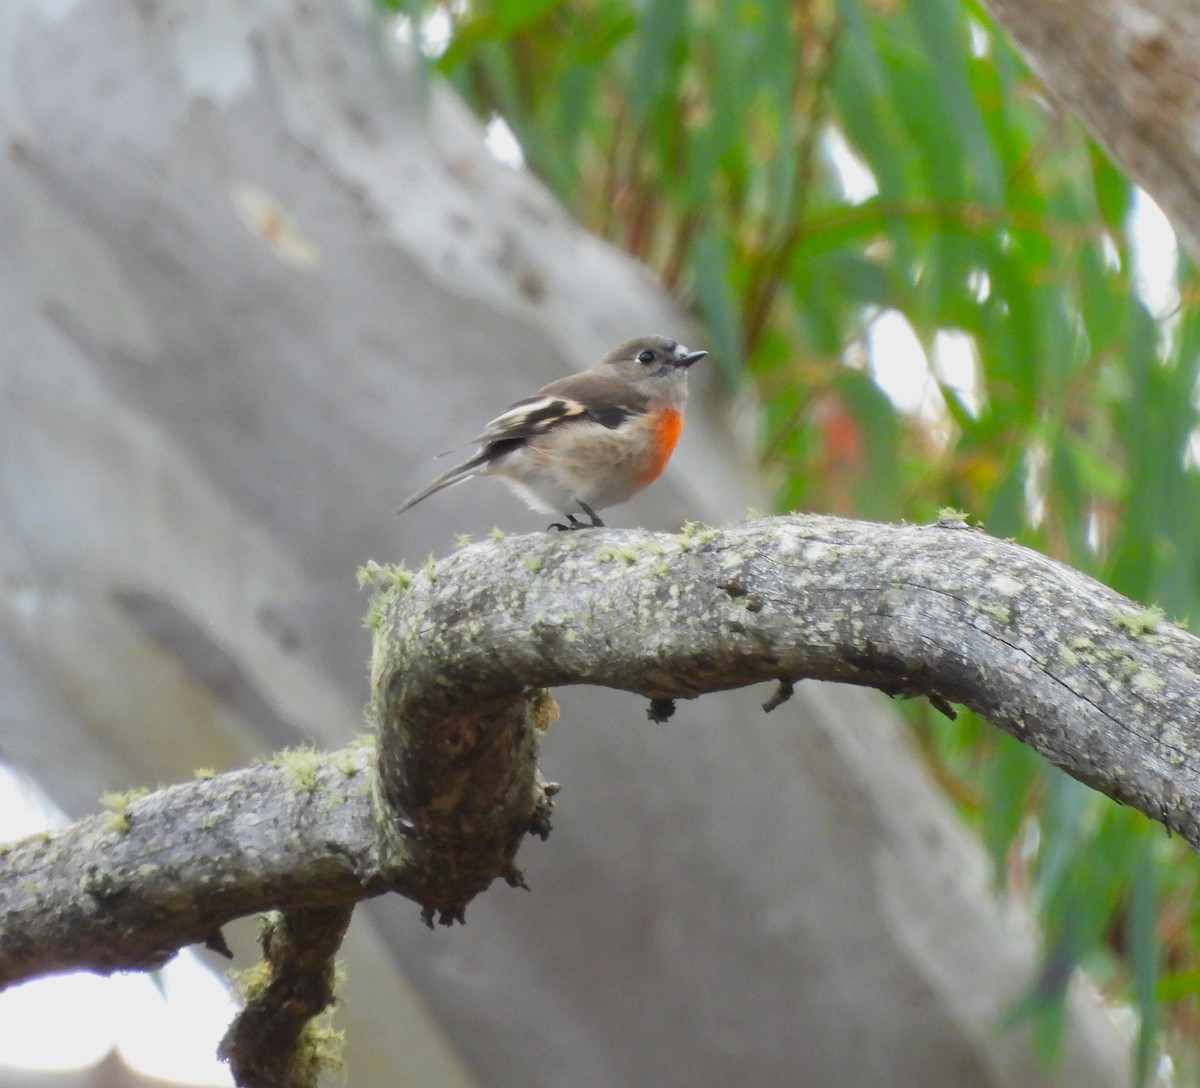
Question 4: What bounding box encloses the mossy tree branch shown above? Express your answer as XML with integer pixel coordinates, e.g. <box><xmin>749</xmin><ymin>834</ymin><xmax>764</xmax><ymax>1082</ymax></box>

<box><xmin>0</xmin><ymin>746</ymin><xmax>390</xmax><ymax>988</ymax></box>
<box><xmin>218</xmin><ymin>905</ymin><xmax>354</xmax><ymax>1088</ymax></box>
<box><xmin>2</xmin><ymin>513</ymin><xmax>1199</xmax><ymax>1078</ymax></box>
<box><xmin>370</xmin><ymin>512</ymin><xmax>1200</xmax><ymax>872</ymax></box>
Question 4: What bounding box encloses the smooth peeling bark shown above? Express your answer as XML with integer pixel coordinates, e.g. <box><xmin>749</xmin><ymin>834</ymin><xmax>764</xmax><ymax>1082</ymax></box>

<box><xmin>982</xmin><ymin>0</ymin><xmax>1200</xmax><ymax>263</ymax></box>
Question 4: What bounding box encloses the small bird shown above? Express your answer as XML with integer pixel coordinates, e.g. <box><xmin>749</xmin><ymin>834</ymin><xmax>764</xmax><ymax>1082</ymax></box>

<box><xmin>397</xmin><ymin>335</ymin><xmax>707</xmax><ymax>529</ymax></box>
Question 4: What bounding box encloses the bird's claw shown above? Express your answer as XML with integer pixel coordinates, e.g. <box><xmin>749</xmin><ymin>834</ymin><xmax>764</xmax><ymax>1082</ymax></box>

<box><xmin>548</xmin><ymin>501</ymin><xmax>605</xmax><ymax>532</ymax></box>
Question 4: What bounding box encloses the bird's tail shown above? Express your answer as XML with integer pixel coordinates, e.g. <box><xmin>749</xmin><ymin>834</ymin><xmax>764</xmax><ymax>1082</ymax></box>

<box><xmin>396</xmin><ymin>450</ymin><xmax>489</xmax><ymax>515</ymax></box>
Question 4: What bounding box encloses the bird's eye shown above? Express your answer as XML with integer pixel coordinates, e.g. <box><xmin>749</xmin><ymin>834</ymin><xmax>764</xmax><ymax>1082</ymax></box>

<box><xmin>637</xmin><ymin>349</ymin><xmax>656</xmax><ymax>364</ymax></box>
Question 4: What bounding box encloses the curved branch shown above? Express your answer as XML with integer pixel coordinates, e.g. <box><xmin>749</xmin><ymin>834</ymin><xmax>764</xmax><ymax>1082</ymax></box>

<box><xmin>373</xmin><ymin>514</ymin><xmax>1200</xmax><ymax>863</ymax></box>
<box><xmin>5</xmin><ymin>514</ymin><xmax>1199</xmax><ymax>990</ymax></box>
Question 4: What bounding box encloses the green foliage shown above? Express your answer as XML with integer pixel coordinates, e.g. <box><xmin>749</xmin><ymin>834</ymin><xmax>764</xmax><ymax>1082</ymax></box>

<box><xmin>383</xmin><ymin>0</ymin><xmax>1200</xmax><ymax>1075</ymax></box>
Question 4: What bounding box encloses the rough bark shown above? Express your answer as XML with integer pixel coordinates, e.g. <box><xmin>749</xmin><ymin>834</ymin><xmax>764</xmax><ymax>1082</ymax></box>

<box><xmin>0</xmin><ymin>747</ymin><xmax>381</xmax><ymax>986</ymax></box>
<box><xmin>374</xmin><ymin>516</ymin><xmax>1200</xmax><ymax>856</ymax></box>
<box><xmin>5</xmin><ymin>516</ymin><xmax>1197</xmax><ymax>990</ymax></box>
<box><xmin>218</xmin><ymin>905</ymin><xmax>355</xmax><ymax>1088</ymax></box>
<box><xmin>982</xmin><ymin>0</ymin><xmax>1200</xmax><ymax>263</ymax></box>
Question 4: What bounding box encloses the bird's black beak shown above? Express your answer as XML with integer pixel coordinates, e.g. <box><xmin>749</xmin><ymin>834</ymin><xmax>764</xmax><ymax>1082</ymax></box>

<box><xmin>675</xmin><ymin>350</ymin><xmax>708</xmax><ymax>368</ymax></box>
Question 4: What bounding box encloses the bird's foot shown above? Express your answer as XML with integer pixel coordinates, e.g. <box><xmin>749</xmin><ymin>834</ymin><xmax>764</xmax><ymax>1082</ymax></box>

<box><xmin>548</xmin><ymin>501</ymin><xmax>605</xmax><ymax>532</ymax></box>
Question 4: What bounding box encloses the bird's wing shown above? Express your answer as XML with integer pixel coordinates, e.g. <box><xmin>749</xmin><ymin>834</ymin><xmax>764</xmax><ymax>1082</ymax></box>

<box><xmin>472</xmin><ymin>394</ymin><xmax>591</xmax><ymax>445</ymax></box>
<box><xmin>470</xmin><ymin>372</ymin><xmax>650</xmax><ymax>447</ymax></box>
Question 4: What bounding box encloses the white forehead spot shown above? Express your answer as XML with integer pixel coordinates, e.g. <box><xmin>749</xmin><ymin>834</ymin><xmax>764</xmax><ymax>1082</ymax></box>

<box><xmin>672</xmin><ymin>342</ymin><xmax>689</xmax><ymax>358</ymax></box>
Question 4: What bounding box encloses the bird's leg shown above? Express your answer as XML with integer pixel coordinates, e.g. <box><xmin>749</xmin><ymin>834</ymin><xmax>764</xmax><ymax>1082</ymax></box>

<box><xmin>548</xmin><ymin>502</ymin><xmax>603</xmax><ymax>532</ymax></box>
<box><xmin>576</xmin><ymin>501</ymin><xmax>604</xmax><ymax>527</ymax></box>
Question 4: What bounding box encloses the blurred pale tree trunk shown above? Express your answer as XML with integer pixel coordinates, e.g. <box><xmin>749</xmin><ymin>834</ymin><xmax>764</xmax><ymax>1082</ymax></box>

<box><xmin>0</xmin><ymin>1</ymin><xmax>1145</xmax><ymax>1085</ymax></box>
<box><xmin>982</xmin><ymin>0</ymin><xmax>1200</xmax><ymax>263</ymax></box>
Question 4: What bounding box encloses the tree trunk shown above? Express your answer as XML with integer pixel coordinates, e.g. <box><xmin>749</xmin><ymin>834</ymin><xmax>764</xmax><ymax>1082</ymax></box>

<box><xmin>982</xmin><ymin>0</ymin><xmax>1200</xmax><ymax>263</ymax></box>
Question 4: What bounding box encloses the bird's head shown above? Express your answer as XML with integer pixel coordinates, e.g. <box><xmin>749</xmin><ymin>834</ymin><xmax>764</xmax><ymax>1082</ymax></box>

<box><xmin>600</xmin><ymin>335</ymin><xmax>708</xmax><ymax>384</ymax></box>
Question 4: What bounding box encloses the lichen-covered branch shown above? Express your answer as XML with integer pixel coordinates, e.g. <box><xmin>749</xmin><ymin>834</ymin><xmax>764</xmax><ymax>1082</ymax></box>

<box><xmin>219</xmin><ymin>905</ymin><xmax>354</xmax><ymax>1088</ymax></box>
<box><xmin>0</xmin><ymin>745</ymin><xmax>387</xmax><ymax>987</ymax></box>
<box><xmin>372</xmin><ymin>514</ymin><xmax>1200</xmax><ymax>863</ymax></box>
<box><xmin>4</xmin><ymin>513</ymin><xmax>1200</xmax><ymax>995</ymax></box>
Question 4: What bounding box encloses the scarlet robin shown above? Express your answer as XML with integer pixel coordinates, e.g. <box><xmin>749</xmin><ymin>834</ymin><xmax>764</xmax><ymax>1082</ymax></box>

<box><xmin>397</xmin><ymin>335</ymin><xmax>707</xmax><ymax>529</ymax></box>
